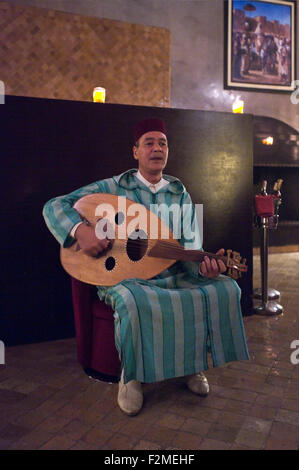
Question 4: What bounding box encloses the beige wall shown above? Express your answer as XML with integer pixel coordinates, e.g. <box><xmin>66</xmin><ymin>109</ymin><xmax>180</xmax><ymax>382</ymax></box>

<box><xmin>0</xmin><ymin>2</ymin><xmax>170</xmax><ymax>106</ymax></box>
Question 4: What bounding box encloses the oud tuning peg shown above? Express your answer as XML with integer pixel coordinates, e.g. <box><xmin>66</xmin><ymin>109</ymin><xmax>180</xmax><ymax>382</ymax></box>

<box><xmin>232</xmin><ymin>250</ymin><xmax>241</xmax><ymax>260</ymax></box>
<box><xmin>226</xmin><ymin>249</ymin><xmax>233</xmax><ymax>267</ymax></box>
<box><xmin>227</xmin><ymin>266</ymin><xmax>238</xmax><ymax>280</ymax></box>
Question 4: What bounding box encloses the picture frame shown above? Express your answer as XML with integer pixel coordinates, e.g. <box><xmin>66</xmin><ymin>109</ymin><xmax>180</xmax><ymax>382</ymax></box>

<box><xmin>225</xmin><ymin>0</ymin><xmax>296</xmax><ymax>92</ymax></box>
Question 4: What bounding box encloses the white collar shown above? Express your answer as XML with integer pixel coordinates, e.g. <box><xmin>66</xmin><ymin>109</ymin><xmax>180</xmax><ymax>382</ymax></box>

<box><xmin>135</xmin><ymin>170</ymin><xmax>169</xmax><ymax>193</ymax></box>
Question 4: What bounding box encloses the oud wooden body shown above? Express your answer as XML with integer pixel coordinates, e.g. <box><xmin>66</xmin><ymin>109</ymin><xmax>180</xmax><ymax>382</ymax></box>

<box><xmin>60</xmin><ymin>193</ymin><xmax>179</xmax><ymax>285</ymax></box>
<box><xmin>60</xmin><ymin>193</ymin><xmax>247</xmax><ymax>286</ymax></box>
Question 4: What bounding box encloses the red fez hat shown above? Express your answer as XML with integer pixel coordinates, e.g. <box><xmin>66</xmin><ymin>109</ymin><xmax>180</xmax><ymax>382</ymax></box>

<box><xmin>134</xmin><ymin>118</ymin><xmax>167</xmax><ymax>144</ymax></box>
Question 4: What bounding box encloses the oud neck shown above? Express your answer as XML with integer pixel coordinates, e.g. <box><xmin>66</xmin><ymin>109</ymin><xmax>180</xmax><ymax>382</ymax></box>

<box><xmin>148</xmin><ymin>240</ymin><xmax>227</xmax><ymax>263</ymax></box>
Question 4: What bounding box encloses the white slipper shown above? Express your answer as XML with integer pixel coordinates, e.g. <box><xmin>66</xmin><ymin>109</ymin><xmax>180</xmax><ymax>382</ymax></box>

<box><xmin>186</xmin><ymin>372</ymin><xmax>209</xmax><ymax>396</ymax></box>
<box><xmin>117</xmin><ymin>377</ymin><xmax>143</xmax><ymax>416</ymax></box>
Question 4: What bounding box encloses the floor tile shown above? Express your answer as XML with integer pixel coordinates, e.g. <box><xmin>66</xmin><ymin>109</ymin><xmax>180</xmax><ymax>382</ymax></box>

<box><xmin>1</xmin><ymin>252</ymin><xmax>298</xmax><ymax>450</ymax></box>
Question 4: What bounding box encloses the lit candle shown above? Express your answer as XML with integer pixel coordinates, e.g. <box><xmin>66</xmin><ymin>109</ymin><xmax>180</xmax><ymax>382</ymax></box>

<box><xmin>262</xmin><ymin>136</ymin><xmax>274</xmax><ymax>145</ymax></box>
<box><xmin>232</xmin><ymin>97</ymin><xmax>244</xmax><ymax>114</ymax></box>
<box><xmin>93</xmin><ymin>87</ymin><xmax>106</xmax><ymax>103</ymax></box>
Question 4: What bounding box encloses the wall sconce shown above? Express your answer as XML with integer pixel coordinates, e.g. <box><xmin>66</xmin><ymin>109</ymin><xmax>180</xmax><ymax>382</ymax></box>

<box><xmin>93</xmin><ymin>87</ymin><xmax>106</xmax><ymax>103</ymax></box>
<box><xmin>232</xmin><ymin>97</ymin><xmax>244</xmax><ymax>114</ymax></box>
<box><xmin>262</xmin><ymin>136</ymin><xmax>274</xmax><ymax>145</ymax></box>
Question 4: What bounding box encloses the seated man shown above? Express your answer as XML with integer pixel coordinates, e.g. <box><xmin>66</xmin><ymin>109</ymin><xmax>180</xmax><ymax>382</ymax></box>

<box><xmin>43</xmin><ymin>118</ymin><xmax>249</xmax><ymax>416</ymax></box>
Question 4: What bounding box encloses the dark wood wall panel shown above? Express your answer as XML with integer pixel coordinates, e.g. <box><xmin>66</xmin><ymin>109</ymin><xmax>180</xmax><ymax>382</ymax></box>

<box><xmin>1</xmin><ymin>96</ymin><xmax>253</xmax><ymax>346</ymax></box>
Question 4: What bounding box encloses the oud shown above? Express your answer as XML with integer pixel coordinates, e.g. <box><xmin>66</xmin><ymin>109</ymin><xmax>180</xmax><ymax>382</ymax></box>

<box><xmin>60</xmin><ymin>194</ymin><xmax>247</xmax><ymax>286</ymax></box>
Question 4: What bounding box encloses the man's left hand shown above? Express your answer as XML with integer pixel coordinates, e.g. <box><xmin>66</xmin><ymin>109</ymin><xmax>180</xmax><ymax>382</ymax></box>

<box><xmin>200</xmin><ymin>248</ymin><xmax>227</xmax><ymax>278</ymax></box>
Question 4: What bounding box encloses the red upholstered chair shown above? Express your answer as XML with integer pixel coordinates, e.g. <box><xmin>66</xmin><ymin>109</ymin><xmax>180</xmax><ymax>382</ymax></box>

<box><xmin>71</xmin><ymin>277</ymin><xmax>121</xmax><ymax>382</ymax></box>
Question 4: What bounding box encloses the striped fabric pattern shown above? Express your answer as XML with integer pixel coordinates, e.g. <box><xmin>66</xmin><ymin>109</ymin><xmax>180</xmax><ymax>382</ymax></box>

<box><xmin>43</xmin><ymin>169</ymin><xmax>249</xmax><ymax>383</ymax></box>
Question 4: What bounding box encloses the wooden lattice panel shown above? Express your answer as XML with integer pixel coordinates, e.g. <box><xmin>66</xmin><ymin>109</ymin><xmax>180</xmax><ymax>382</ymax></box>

<box><xmin>0</xmin><ymin>2</ymin><xmax>170</xmax><ymax>106</ymax></box>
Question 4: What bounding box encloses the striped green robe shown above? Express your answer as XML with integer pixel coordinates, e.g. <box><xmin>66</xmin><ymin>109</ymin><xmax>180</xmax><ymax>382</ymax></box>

<box><xmin>43</xmin><ymin>169</ymin><xmax>249</xmax><ymax>383</ymax></box>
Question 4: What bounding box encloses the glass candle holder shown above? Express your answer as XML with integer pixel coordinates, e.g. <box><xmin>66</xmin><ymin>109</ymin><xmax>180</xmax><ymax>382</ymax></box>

<box><xmin>93</xmin><ymin>87</ymin><xmax>106</xmax><ymax>103</ymax></box>
<box><xmin>232</xmin><ymin>98</ymin><xmax>244</xmax><ymax>113</ymax></box>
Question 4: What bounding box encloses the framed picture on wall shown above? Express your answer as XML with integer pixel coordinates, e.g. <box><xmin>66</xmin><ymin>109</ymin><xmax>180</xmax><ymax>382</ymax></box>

<box><xmin>225</xmin><ymin>0</ymin><xmax>296</xmax><ymax>92</ymax></box>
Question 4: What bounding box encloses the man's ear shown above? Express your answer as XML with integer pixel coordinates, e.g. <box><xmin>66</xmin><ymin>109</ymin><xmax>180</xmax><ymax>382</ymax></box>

<box><xmin>133</xmin><ymin>146</ymin><xmax>138</xmax><ymax>160</ymax></box>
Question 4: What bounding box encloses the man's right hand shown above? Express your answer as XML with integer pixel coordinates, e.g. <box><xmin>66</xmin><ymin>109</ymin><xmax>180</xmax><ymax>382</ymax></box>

<box><xmin>74</xmin><ymin>223</ymin><xmax>111</xmax><ymax>257</ymax></box>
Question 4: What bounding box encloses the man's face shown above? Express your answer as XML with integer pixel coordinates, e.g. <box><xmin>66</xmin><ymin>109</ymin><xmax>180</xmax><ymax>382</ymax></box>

<box><xmin>133</xmin><ymin>131</ymin><xmax>169</xmax><ymax>176</ymax></box>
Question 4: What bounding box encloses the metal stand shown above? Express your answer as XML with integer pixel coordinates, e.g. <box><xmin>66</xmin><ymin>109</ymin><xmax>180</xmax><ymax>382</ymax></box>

<box><xmin>253</xmin><ymin>213</ymin><xmax>280</xmax><ymax>301</ymax></box>
<box><xmin>253</xmin><ymin>287</ymin><xmax>280</xmax><ymax>300</ymax></box>
<box><xmin>253</xmin><ymin>217</ymin><xmax>283</xmax><ymax>316</ymax></box>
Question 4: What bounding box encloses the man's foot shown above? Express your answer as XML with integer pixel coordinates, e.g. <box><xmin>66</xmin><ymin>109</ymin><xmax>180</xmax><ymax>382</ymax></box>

<box><xmin>186</xmin><ymin>372</ymin><xmax>209</xmax><ymax>396</ymax></box>
<box><xmin>117</xmin><ymin>378</ymin><xmax>143</xmax><ymax>416</ymax></box>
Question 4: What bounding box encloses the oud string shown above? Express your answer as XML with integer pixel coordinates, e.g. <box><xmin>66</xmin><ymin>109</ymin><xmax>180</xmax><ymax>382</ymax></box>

<box><xmin>109</xmin><ymin>238</ymin><xmax>228</xmax><ymax>263</ymax></box>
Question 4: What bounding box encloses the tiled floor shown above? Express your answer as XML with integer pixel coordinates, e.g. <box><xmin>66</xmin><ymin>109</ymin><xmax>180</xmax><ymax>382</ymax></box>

<box><xmin>1</xmin><ymin>253</ymin><xmax>299</xmax><ymax>450</ymax></box>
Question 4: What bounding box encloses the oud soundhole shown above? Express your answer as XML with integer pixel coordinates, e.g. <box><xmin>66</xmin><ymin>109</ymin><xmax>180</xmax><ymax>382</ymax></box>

<box><xmin>105</xmin><ymin>256</ymin><xmax>116</xmax><ymax>271</ymax></box>
<box><xmin>115</xmin><ymin>211</ymin><xmax>125</xmax><ymax>225</ymax></box>
<box><xmin>126</xmin><ymin>229</ymin><xmax>148</xmax><ymax>261</ymax></box>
